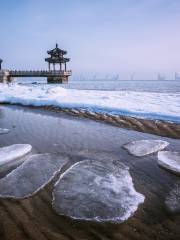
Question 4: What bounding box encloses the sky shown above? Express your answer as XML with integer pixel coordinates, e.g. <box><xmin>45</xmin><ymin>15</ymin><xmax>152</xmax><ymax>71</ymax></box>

<box><xmin>0</xmin><ymin>0</ymin><xmax>180</xmax><ymax>80</ymax></box>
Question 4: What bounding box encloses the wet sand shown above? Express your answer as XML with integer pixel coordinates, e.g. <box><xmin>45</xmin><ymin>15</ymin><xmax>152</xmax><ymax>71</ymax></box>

<box><xmin>0</xmin><ymin>105</ymin><xmax>180</xmax><ymax>240</ymax></box>
<box><xmin>43</xmin><ymin>106</ymin><xmax>180</xmax><ymax>139</ymax></box>
<box><xmin>2</xmin><ymin>103</ymin><xmax>180</xmax><ymax>139</ymax></box>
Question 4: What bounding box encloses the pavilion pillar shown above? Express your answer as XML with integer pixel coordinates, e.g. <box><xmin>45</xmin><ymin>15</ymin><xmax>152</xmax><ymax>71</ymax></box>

<box><xmin>60</xmin><ymin>63</ymin><xmax>62</xmax><ymax>71</ymax></box>
<box><xmin>0</xmin><ymin>59</ymin><xmax>2</xmax><ymax>70</ymax></box>
<box><xmin>48</xmin><ymin>62</ymin><xmax>50</xmax><ymax>71</ymax></box>
<box><xmin>53</xmin><ymin>63</ymin><xmax>55</xmax><ymax>71</ymax></box>
<box><xmin>65</xmin><ymin>62</ymin><xmax>67</xmax><ymax>71</ymax></box>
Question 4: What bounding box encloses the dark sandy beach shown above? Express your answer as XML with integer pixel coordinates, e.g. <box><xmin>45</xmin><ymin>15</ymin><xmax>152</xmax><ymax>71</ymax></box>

<box><xmin>43</xmin><ymin>106</ymin><xmax>180</xmax><ymax>139</ymax></box>
<box><xmin>0</xmin><ymin>105</ymin><xmax>180</xmax><ymax>240</ymax></box>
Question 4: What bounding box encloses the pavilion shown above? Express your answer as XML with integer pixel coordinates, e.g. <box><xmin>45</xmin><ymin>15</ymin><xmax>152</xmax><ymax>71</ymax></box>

<box><xmin>0</xmin><ymin>44</ymin><xmax>72</xmax><ymax>83</ymax></box>
<box><xmin>45</xmin><ymin>44</ymin><xmax>71</xmax><ymax>83</ymax></box>
<box><xmin>45</xmin><ymin>44</ymin><xmax>70</xmax><ymax>71</ymax></box>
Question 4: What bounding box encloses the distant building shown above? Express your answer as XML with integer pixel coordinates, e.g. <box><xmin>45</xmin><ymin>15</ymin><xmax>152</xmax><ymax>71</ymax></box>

<box><xmin>130</xmin><ymin>73</ymin><xmax>135</xmax><ymax>81</ymax></box>
<box><xmin>157</xmin><ymin>73</ymin><xmax>165</xmax><ymax>81</ymax></box>
<box><xmin>113</xmin><ymin>74</ymin><xmax>120</xmax><ymax>80</ymax></box>
<box><xmin>175</xmin><ymin>72</ymin><xmax>180</xmax><ymax>80</ymax></box>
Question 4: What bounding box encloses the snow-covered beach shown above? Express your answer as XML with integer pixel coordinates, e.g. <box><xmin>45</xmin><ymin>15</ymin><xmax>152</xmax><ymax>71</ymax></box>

<box><xmin>0</xmin><ymin>83</ymin><xmax>180</xmax><ymax>123</ymax></box>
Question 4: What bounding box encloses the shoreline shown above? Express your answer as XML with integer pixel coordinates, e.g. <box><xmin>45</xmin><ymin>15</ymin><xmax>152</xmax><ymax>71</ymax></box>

<box><xmin>1</xmin><ymin>103</ymin><xmax>180</xmax><ymax>139</ymax></box>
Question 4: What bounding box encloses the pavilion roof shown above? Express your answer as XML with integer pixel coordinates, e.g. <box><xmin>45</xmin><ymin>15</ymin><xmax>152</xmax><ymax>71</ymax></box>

<box><xmin>47</xmin><ymin>44</ymin><xmax>67</xmax><ymax>56</ymax></box>
<box><xmin>45</xmin><ymin>56</ymin><xmax>70</xmax><ymax>63</ymax></box>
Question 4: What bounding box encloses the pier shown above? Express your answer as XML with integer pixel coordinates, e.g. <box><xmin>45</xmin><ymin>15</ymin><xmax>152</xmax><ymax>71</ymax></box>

<box><xmin>0</xmin><ymin>44</ymin><xmax>72</xmax><ymax>84</ymax></box>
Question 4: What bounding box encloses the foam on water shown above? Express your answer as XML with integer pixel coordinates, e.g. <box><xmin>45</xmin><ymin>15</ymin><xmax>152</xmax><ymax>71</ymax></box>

<box><xmin>165</xmin><ymin>182</ymin><xmax>180</xmax><ymax>213</ymax></box>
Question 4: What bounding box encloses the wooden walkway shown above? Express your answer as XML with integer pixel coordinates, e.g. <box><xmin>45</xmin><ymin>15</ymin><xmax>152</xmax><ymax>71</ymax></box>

<box><xmin>9</xmin><ymin>70</ymin><xmax>72</xmax><ymax>77</ymax></box>
<box><xmin>0</xmin><ymin>70</ymin><xmax>72</xmax><ymax>83</ymax></box>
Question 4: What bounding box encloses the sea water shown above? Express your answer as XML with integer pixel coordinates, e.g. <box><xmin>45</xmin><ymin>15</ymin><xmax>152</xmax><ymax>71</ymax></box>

<box><xmin>16</xmin><ymin>78</ymin><xmax>180</xmax><ymax>93</ymax></box>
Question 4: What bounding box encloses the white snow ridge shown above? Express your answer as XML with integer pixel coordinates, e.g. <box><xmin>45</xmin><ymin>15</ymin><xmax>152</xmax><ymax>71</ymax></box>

<box><xmin>158</xmin><ymin>151</ymin><xmax>180</xmax><ymax>175</ymax></box>
<box><xmin>0</xmin><ymin>83</ymin><xmax>180</xmax><ymax>122</ymax></box>
<box><xmin>52</xmin><ymin>159</ymin><xmax>145</xmax><ymax>223</ymax></box>
<box><xmin>0</xmin><ymin>144</ymin><xmax>32</xmax><ymax>170</ymax></box>
<box><xmin>123</xmin><ymin>140</ymin><xmax>169</xmax><ymax>157</ymax></box>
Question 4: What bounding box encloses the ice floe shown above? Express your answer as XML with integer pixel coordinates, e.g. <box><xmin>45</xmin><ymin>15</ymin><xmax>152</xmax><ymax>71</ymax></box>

<box><xmin>123</xmin><ymin>140</ymin><xmax>169</xmax><ymax>157</ymax></box>
<box><xmin>158</xmin><ymin>151</ymin><xmax>180</xmax><ymax>175</ymax></box>
<box><xmin>0</xmin><ymin>128</ymin><xmax>10</xmax><ymax>135</ymax></box>
<box><xmin>0</xmin><ymin>83</ymin><xmax>180</xmax><ymax>122</ymax></box>
<box><xmin>53</xmin><ymin>159</ymin><xmax>145</xmax><ymax>223</ymax></box>
<box><xmin>165</xmin><ymin>182</ymin><xmax>180</xmax><ymax>213</ymax></box>
<box><xmin>0</xmin><ymin>153</ymin><xmax>70</xmax><ymax>199</ymax></box>
<box><xmin>0</xmin><ymin>144</ymin><xmax>32</xmax><ymax>169</ymax></box>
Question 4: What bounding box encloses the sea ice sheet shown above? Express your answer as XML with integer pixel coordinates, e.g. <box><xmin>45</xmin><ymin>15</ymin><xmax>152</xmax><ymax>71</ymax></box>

<box><xmin>158</xmin><ymin>151</ymin><xmax>180</xmax><ymax>175</ymax></box>
<box><xmin>0</xmin><ymin>153</ymin><xmax>70</xmax><ymax>199</ymax></box>
<box><xmin>0</xmin><ymin>144</ymin><xmax>32</xmax><ymax>168</ymax></box>
<box><xmin>53</xmin><ymin>159</ymin><xmax>145</xmax><ymax>223</ymax></box>
<box><xmin>123</xmin><ymin>140</ymin><xmax>169</xmax><ymax>157</ymax></box>
<box><xmin>0</xmin><ymin>128</ymin><xmax>10</xmax><ymax>135</ymax></box>
<box><xmin>165</xmin><ymin>182</ymin><xmax>180</xmax><ymax>213</ymax></box>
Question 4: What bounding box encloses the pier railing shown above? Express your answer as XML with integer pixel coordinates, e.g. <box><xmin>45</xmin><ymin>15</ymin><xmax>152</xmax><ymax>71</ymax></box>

<box><xmin>9</xmin><ymin>70</ymin><xmax>72</xmax><ymax>77</ymax></box>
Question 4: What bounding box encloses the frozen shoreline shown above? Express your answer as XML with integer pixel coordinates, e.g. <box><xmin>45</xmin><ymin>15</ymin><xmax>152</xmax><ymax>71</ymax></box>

<box><xmin>0</xmin><ymin>104</ymin><xmax>180</xmax><ymax>239</ymax></box>
<box><xmin>0</xmin><ymin>84</ymin><xmax>180</xmax><ymax>123</ymax></box>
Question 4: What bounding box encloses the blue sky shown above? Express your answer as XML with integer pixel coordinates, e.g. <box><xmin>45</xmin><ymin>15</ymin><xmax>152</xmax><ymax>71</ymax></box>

<box><xmin>0</xmin><ymin>0</ymin><xmax>180</xmax><ymax>79</ymax></box>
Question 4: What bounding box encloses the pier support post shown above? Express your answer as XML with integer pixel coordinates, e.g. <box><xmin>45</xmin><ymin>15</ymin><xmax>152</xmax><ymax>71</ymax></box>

<box><xmin>47</xmin><ymin>76</ymin><xmax>68</xmax><ymax>84</ymax></box>
<box><xmin>0</xmin><ymin>71</ymin><xmax>12</xmax><ymax>83</ymax></box>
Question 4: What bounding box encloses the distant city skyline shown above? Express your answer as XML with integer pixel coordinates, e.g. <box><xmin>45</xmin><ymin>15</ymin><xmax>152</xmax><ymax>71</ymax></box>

<box><xmin>72</xmin><ymin>72</ymin><xmax>180</xmax><ymax>81</ymax></box>
<box><xmin>0</xmin><ymin>0</ymin><xmax>180</xmax><ymax>80</ymax></box>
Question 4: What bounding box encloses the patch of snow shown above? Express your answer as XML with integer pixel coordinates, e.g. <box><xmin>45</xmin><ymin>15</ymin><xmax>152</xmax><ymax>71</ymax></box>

<box><xmin>158</xmin><ymin>151</ymin><xmax>180</xmax><ymax>175</ymax></box>
<box><xmin>165</xmin><ymin>182</ymin><xmax>180</xmax><ymax>213</ymax></box>
<box><xmin>0</xmin><ymin>128</ymin><xmax>10</xmax><ymax>135</ymax></box>
<box><xmin>0</xmin><ymin>144</ymin><xmax>32</xmax><ymax>168</ymax></box>
<box><xmin>45</xmin><ymin>86</ymin><xmax>67</xmax><ymax>96</ymax></box>
<box><xmin>123</xmin><ymin>140</ymin><xmax>169</xmax><ymax>157</ymax></box>
<box><xmin>52</xmin><ymin>159</ymin><xmax>145</xmax><ymax>223</ymax></box>
<box><xmin>0</xmin><ymin>83</ymin><xmax>180</xmax><ymax>122</ymax></box>
<box><xmin>0</xmin><ymin>153</ymin><xmax>70</xmax><ymax>199</ymax></box>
